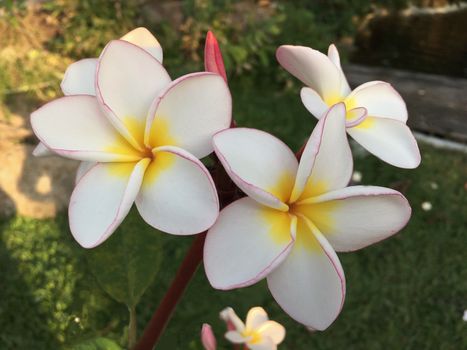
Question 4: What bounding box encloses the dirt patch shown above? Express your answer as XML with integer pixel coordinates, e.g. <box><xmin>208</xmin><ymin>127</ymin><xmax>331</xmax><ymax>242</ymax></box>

<box><xmin>0</xmin><ymin>102</ymin><xmax>78</xmax><ymax>218</ymax></box>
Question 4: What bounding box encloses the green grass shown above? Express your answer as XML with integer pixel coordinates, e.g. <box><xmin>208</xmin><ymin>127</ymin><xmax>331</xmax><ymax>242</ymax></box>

<box><xmin>1</xmin><ymin>78</ymin><xmax>466</xmax><ymax>349</ymax></box>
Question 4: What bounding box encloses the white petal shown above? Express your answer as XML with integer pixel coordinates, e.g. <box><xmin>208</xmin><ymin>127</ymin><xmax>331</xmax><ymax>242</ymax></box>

<box><xmin>347</xmin><ymin>117</ymin><xmax>421</xmax><ymax>168</ymax></box>
<box><xmin>249</xmin><ymin>338</ymin><xmax>276</xmax><ymax>350</ymax></box>
<box><xmin>136</xmin><ymin>146</ymin><xmax>218</xmax><ymax>235</ymax></box>
<box><xmin>120</xmin><ymin>27</ymin><xmax>163</xmax><ymax>63</ymax></box>
<box><xmin>220</xmin><ymin>307</ymin><xmax>245</xmax><ymax>332</ymax></box>
<box><xmin>327</xmin><ymin>44</ymin><xmax>351</xmax><ymax>96</ymax></box>
<box><xmin>60</xmin><ymin>58</ymin><xmax>97</xmax><ymax>96</ymax></box>
<box><xmin>300</xmin><ymin>87</ymin><xmax>328</xmax><ymax>119</ymax></box>
<box><xmin>276</xmin><ymin>45</ymin><xmax>343</xmax><ymax>103</ymax></box>
<box><xmin>213</xmin><ymin>128</ymin><xmax>298</xmax><ymax>211</ymax></box>
<box><xmin>291</xmin><ymin>103</ymin><xmax>352</xmax><ymax>202</ymax></box>
<box><xmin>96</xmin><ymin>40</ymin><xmax>171</xmax><ymax>148</ymax></box>
<box><xmin>267</xmin><ymin>218</ymin><xmax>345</xmax><ymax>330</ymax></box>
<box><xmin>204</xmin><ymin>198</ymin><xmax>295</xmax><ymax>290</ymax></box>
<box><xmin>296</xmin><ymin>186</ymin><xmax>411</xmax><ymax>252</ymax></box>
<box><xmin>30</xmin><ymin>95</ymin><xmax>141</xmax><ymax>162</ymax></box>
<box><xmin>69</xmin><ymin>159</ymin><xmax>149</xmax><ymax>248</ymax></box>
<box><xmin>346</xmin><ymin>81</ymin><xmax>407</xmax><ymax>122</ymax></box>
<box><xmin>146</xmin><ymin>72</ymin><xmax>231</xmax><ymax>158</ymax></box>
<box><xmin>75</xmin><ymin>161</ymin><xmax>97</xmax><ymax>185</ymax></box>
<box><xmin>257</xmin><ymin>321</ymin><xmax>286</xmax><ymax>344</ymax></box>
<box><xmin>245</xmin><ymin>307</ymin><xmax>268</xmax><ymax>331</ymax></box>
<box><xmin>225</xmin><ymin>331</ymin><xmax>246</xmax><ymax>344</ymax></box>
<box><xmin>32</xmin><ymin>142</ymin><xmax>54</xmax><ymax>157</ymax></box>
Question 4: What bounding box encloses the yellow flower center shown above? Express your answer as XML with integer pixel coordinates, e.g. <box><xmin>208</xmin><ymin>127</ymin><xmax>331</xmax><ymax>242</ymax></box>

<box><xmin>242</xmin><ymin>329</ymin><xmax>262</xmax><ymax>345</ymax></box>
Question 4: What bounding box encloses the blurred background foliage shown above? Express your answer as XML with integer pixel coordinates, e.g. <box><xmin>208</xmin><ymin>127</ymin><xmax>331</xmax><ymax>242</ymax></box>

<box><xmin>1</xmin><ymin>0</ymin><xmax>462</xmax><ymax>107</ymax></box>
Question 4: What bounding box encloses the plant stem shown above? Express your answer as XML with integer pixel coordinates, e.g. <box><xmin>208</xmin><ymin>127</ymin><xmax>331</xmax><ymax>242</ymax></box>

<box><xmin>132</xmin><ymin>232</ymin><xmax>207</xmax><ymax>350</ymax></box>
<box><xmin>128</xmin><ymin>306</ymin><xmax>137</xmax><ymax>348</ymax></box>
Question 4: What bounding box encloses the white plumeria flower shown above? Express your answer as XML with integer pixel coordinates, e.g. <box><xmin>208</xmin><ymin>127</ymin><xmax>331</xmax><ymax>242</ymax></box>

<box><xmin>221</xmin><ymin>307</ymin><xmax>285</xmax><ymax>350</ymax></box>
<box><xmin>276</xmin><ymin>44</ymin><xmax>421</xmax><ymax>169</ymax></box>
<box><xmin>31</xmin><ymin>39</ymin><xmax>231</xmax><ymax>248</ymax></box>
<box><xmin>33</xmin><ymin>27</ymin><xmax>163</xmax><ymax>158</ymax></box>
<box><xmin>204</xmin><ymin>103</ymin><xmax>411</xmax><ymax>330</ymax></box>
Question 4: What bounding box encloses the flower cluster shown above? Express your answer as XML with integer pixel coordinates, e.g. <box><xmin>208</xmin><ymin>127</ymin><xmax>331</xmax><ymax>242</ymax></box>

<box><xmin>30</xmin><ymin>28</ymin><xmax>418</xmax><ymax>334</ymax></box>
<box><xmin>203</xmin><ymin>45</ymin><xmax>417</xmax><ymax>330</ymax></box>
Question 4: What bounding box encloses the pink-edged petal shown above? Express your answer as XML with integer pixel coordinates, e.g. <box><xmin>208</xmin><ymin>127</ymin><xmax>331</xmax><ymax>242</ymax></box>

<box><xmin>267</xmin><ymin>218</ymin><xmax>345</xmax><ymax>331</ymax></box>
<box><xmin>32</xmin><ymin>142</ymin><xmax>54</xmax><ymax>157</ymax></box>
<box><xmin>348</xmin><ymin>117</ymin><xmax>421</xmax><ymax>168</ymax></box>
<box><xmin>146</xmin><ymin>72</ymin><xmax>231</xmax><ymax>158</ymax></box>
<box><xmin>204</xmin><ymin>197</ymin><xmax>296</xmax><ymax>290</ymax></box>
<box><xmin>257</xmin><ymin>321</ymin><xmax>285</xmax><ymax>344</ymax></box>
<box><xmin>204</xmin><ymin>31</ymin><xmax>227</xmax><ymax>82</ymax></box>
<box><xmin>213</xmin><ymin>128</ymin><xmax>297</xmax><ymax>211</ymax></box>
<box><xmin>75</xmin><ymin>161</ymin><xmax>97</xmax><ymax>185</ymax></box>
<box><xmin>30</xmin><ymin>95</ymin><xmax>141</xmax><ymax>162</ymax></box>
<box><xmin>136</xmin><ymin>146</ymin><xmax>218</xmax><ymax>235</ymax></box>
<box><xmin>120</xmin><ymin>27</ymin><xmax>163</xmax><ymax>62</ymax></box>
<box><xmin>345</xmin><ymin>81</ymin><xmax>407</xmax><ymax>122</ymax></box>
<box><xmin>96</xmin><ymin>40</ymin><xmax>171</xmax><ymax>149</ymax></box>
<box><xmin>276</xmin><ymin>45</ymin><xmax>343</xmax><ymax>104</ymax></box>
<box><xmin>60</xmin><ymin>58</ymin><xmax>97</xmax><ymax>96</ymax></box>
<box><xmin>290</xmin><ymin>103</ymin><xmax>352</xmax><ymax>202</ymax></box>
<box><xmin>345</xmin><ymin>107</ymin><xmax>367</xmax><ymax>128</ymax></box>
<box><xmin>245</xmin><ymin>307</ymin><xmax>268</xmax><ymax>331</ymax></box>
<box><xmin>201</xmin><ymin>324</ymin><xmax>217</xmax><ymax>350</ymax></box>
<box><xmin>69</xmin><ymin>159</ymin><xmax>149</xmax><ymax>248</ymax></box>
<box><xmin>225</xmin><ymin>331</ymin><xmax>246</xmax><ymax>344</ymax></box>
<box><xmin>327</xmin><ymin>44</ymin><xmax>351</xmax><ymax>97</ymax></box>
<box><xmin>296</xmin><ymin>185</ymin><xmax>411</xmax><ymax>252</ymax></box>
<box><xmin>300</xmin><ymin>87</ymin><xmax>328</xmax><ymax>119</ymax></box>
<box><xmin>220</xmin><ymin>307</ymin><xmax>245</xmax><ymax>332</ymax></box>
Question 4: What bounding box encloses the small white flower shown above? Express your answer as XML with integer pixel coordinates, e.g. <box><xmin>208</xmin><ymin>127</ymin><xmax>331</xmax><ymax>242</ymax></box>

<box><xmin>463</xmin><ymin>310</ymin><xmax>467</xmax><ymax>322</ymax></box>
<box><xmin>352</xmin><ymin>171</ymin><xmax>362</xmax><ymax>183</ymax></box>
<box><xmin>221</xmin><ymin>307</ymin><xmax>285</xmax><ymax>350</ymax></box>
<box><xmin>276</xmin><ymin>44</ymin><xmax>421</xmax><ymax>169</ymax></box>
<box><xmin>421</xmin><ymin>201</ymin><xmax>432</xmax><ymax>211</ymax></box>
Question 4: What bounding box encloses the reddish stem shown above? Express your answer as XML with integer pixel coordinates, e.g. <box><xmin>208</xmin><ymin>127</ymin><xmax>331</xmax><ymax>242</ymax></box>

<box><xmin>132</xmin><ymin>232</ymin><xmax>206</xmax><ymax>350</ymax></box>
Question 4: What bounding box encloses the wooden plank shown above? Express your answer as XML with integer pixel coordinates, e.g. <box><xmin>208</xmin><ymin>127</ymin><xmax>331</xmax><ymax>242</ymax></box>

<box><xmin>344</xmin><ymin>64</ymin><xmax>467</xmax><ymax>143</ymax></box>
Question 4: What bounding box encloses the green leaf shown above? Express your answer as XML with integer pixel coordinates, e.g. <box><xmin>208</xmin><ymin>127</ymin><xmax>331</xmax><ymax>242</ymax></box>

<box><xmin>67</xmin><ymin>337</ymin><xmax>122</xmax><ymax>350</ymax></box>
<box><xmin>86</xmin><ymin>208</ymin><xmax>163</xmax><ymax>308</ymax></box>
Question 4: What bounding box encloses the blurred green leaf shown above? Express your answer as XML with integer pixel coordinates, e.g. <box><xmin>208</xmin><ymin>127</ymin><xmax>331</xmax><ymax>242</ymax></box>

<box><xmin>86</xmin><ymin>208</ymin><xmax>163</xmax><ymax>308</ymax></box>
<box><xmin>67</xmin><ymin>337</ymin><xmax>122</xmax><ymax>350</ymax></box>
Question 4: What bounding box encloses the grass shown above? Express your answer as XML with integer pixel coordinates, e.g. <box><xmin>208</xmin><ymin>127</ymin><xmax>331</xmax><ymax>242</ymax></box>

<box><xmin>1</xmin><ymin>77</ymin><xmax>466</xmax><ymax>349</ymax></box>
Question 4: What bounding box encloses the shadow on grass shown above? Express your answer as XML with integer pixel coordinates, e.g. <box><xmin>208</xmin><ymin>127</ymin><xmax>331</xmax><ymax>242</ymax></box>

<box><xmin>0</xmin><ymin>215</ymin><xmax>60</xmax><ymax>349</ymax></box>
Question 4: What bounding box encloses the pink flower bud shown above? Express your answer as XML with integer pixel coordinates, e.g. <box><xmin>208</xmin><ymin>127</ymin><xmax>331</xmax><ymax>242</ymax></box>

<box><xmin>201</xmin><ymin>323</ymin><xmax>217</xmax><ymax>350</ymax></box>
<box><xmin>204</xmin><ymin>31</ymin><xmax>227</xmax><ymax>82</ymax></box>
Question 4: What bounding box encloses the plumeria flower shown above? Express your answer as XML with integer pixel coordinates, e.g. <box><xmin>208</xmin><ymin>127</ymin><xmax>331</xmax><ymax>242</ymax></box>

<box><xmin>31</xmin><ymin>39</ymin><xmax>231</xmax><ymax>248</ymax></box>
<box><xmin>33</xmin><ymin>27</ymin><xmax>163</xmax><ymax>158</ymax></box>
<box><xmin>204</xmin><ymin>103</ymin><xmax>411</xmax><ymax>330</ymax></box>
<box><xmin>220</xmin><ymin>307</ymin><xmax>285</xmax><ymax>350</ymax></box>
<box><xmin>276</xmin><ymin>44</ymin><xmax>421</xmax><ymax>169</ymax></box>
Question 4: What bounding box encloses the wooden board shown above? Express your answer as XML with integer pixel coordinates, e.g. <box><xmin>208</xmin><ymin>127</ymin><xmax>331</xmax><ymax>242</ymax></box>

<box><xmin>344</xmin><ymin>64</ymin><xmax>467</xmax><ymax>143</ymax></box>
